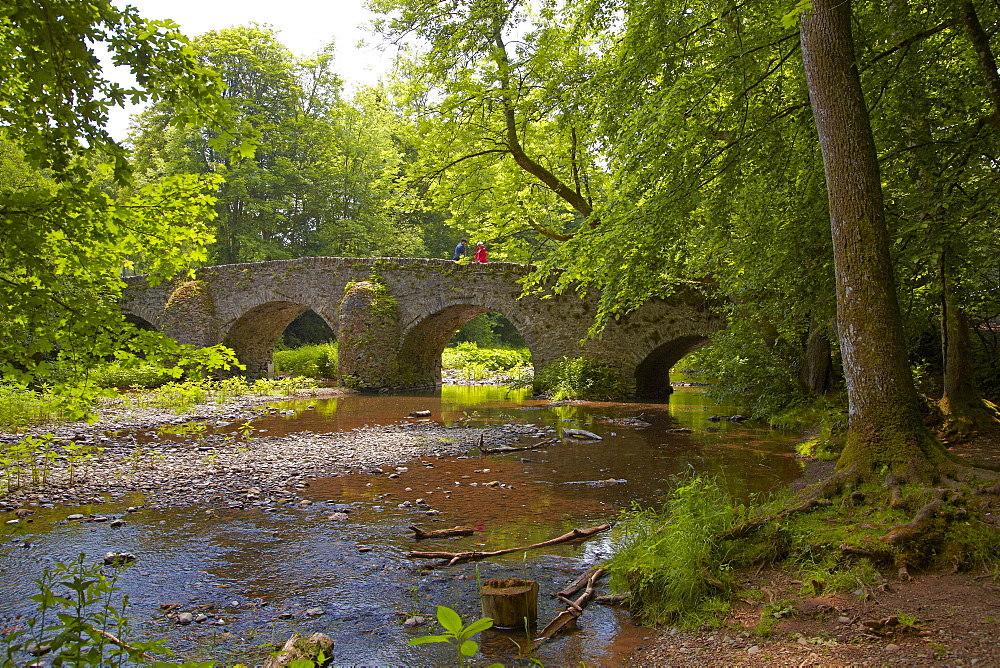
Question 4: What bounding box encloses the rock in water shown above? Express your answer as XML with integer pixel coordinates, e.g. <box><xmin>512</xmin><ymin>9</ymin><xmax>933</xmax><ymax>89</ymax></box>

<box><xmin>104</xmin><ymin>552</ymin><xmax>136</xmax><ymax>566</ymax></box>
<box><xmin>264</xmin><ymin>632</ymin><xmax>334</xmax><ymax>668</ymax></box>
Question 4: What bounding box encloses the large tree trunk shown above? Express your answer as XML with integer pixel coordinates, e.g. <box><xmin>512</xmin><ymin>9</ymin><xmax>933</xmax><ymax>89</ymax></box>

<box><xmin>799</xmin><ymin>0</ymin><xmax>952</xmax><ymax>477</ymax></box>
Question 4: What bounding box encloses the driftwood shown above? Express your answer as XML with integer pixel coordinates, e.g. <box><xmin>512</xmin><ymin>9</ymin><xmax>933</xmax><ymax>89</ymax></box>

<box><xmin>556</xmin><ymin>566</ymin><xmax>603</xmax><ymax>598</ymax></box>
<box><xmin>408</xmin><ymin>523</ymin><xmax>611</xmax><ymax>567</ymax></box>
<box><xmin>410</xmin><ymin>525</ymin><xmax>474</xmax><ymax>540</ymax></box>
<box><xmin>561</xmin><ymin>428</ymin><xmax>602</xmax><ymax>440</ymax></box>
<box><xmin>596</xmin><ymin>593</ymin><xmax>631</xmax><ymax>605</ymax></box>
<box><xmin>478</xmin><ymin>437</ymin><xmax>557</xmax><ymax>455</ymax></box>
<box><xmin>532</xmin><ymin>568</ymin><xmax>606</xmax><ymax>648</ymax></box>
<box><xmin>93</xmin><ymin>628</ymin><xmax>156</xmax><ymax>661</ymax></box>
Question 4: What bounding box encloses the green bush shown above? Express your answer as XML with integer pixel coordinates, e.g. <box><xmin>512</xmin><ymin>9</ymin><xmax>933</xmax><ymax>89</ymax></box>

<box><xmin>273</xmin><ymin>342</ymin><xmax>338</xmax><ymax>378</ymax></box>
<box><xmin>441</xmin><ymin>342</ymin><xmax>531</xmax><ymax>372</ymax></box>
<box><xmin>531</xmin><ymin>356</ymin><xmax>626</xmax><ymax>400</ymax></box>
<box><xmin>91</xmin><ymin>361</ymin><xmax>174</xmax><ymax>389</ymax></box>
<box><xmin>609</xmin><ymin>476</ymin><xmax>737</xmax><ymax>626</ymax></box>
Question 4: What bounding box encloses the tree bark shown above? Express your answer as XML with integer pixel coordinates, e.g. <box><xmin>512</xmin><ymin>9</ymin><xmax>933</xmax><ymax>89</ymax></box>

<box><xmin>799</xmin><ymin>0</ymin><xmax>952</xmax><ymax>476</ymax></box>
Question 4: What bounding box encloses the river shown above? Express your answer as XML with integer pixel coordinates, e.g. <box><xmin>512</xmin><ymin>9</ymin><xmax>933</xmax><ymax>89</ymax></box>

<box><xmin>0</xmin><ymin>383</ymin><xmax>803</xmax><ymax>665</ymax></box>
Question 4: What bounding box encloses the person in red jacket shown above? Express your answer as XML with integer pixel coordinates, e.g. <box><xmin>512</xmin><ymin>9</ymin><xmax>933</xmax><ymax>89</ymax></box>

<box><xmin>474</xmin><ymin>241</ymin><xmax>487</xmax><ymax>263</ymax></box>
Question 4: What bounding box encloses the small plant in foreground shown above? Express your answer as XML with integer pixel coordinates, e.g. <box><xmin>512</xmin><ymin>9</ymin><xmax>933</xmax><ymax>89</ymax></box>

<box><xmin>408</xmin><ymin>605</ymin><xmax>500</xmax><ymax>666</ymax></box>
<box><xmin>1</xmin><ymin>553</ymin><xmax>210</xmax><ymax>667</ymax></box>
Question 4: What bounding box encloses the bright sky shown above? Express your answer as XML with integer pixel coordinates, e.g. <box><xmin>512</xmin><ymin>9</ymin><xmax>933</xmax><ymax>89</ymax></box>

<box><xmin>106</xmin><ymin>0</ymin><xmax>397</xmax><ymax>139</ymax></box>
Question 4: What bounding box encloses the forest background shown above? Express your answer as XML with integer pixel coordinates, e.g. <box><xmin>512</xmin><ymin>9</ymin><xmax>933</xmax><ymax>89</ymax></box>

<box><xmin>4</xmin><ymin>0</ymin><xmax>1000</xmax><ymax>475</ymax></box>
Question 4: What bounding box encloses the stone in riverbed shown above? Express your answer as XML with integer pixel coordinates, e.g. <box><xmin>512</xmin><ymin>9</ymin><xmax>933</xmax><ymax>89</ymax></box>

<box><xmin>304</xmin><ymin>607</ymin><xmax>325</xmax><ymax>617</ymax></box>
<box><xmin>104</xmin><ymin>552</ymin><xmax>136</xmax><ymax>566</ymax></box>
<box><xmin>176</xmin><ymin>612</ymin><xmax>193</xmax><ymax>625</ymax></box>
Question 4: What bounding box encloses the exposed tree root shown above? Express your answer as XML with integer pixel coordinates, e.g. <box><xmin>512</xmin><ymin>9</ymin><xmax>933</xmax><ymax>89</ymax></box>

<box><xmin>881</xmin><ymin>498</ymin><xmax>943</xmax><ymax>545</ymax></box>
<box><xmin>839</xmin><ymin>543</ymin><xmax>895</xmax><ymax>563</ymax></box>
<box><xmin>407</xmin><ymin>523</ymin><xmax>610</xmax><ymax>566</ymax></box>
<box><xmin>719</xmin><ymin>465</ymin><xmax>858</xmax><ymax>541</ymax></box>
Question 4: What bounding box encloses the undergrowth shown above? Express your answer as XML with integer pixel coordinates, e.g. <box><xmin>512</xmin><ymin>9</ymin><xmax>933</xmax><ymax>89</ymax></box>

<box><xmin>273</xmin><ymin>342</ymin><xmax>338</xmax><ymax>379</ymax></box>
<box><xmin>607</xmin><ymin>474</ymin><xmax>1000</xmax><ymax>629</ymax></box>
<box><xmin>441</xmin><ymin>342</ymin><xmax>531</xmax><ymax>380</ymax></box>
<box><xmin>532</xmin><ymin>356</ymin><xmax>627</xmax><ymax>401</ymax></box>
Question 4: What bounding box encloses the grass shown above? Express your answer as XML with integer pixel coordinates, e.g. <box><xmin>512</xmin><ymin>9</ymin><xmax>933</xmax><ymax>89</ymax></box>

<box><xmin>273</xmin><ymin>342</ymin><xmax>338</xmax><ymax>378</ymax></box>
<box><xmin>125</xmin><ymin>376</ymin><xmax>319</xmax><ymax>414</ymax></box>
<box><xmin>608</xmin><ymin>476</ymin><xmax>738</xmax><ymax>627</ymax></box>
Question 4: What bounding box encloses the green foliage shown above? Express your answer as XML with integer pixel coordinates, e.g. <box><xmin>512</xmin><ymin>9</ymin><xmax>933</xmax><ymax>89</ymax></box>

<box><xmin>0</xmin><ymin>554</ymin><xmax>211</xmax><ymax>667</ymax></box>
<box><xmin>442</xmin><ymin>343</ymin><xmax>531</xmax><ymax>372</ymax></box>
<box><xmin>131</xmin><ymin>25</ymin><xmax>439</xmax><ymax>265</ymax></box>
<box><xmin>125</xmin><ymin>377</ymin><xmax>318</xmax><ymax>414</ymax></box>
<box><xmin>0</xmin><ymin>2</ymin><xmax>249</xmax><ymax>410</ymax></box>
<box><xmin>608</xmin><ymin>476</ymin><xmax>737</xmax><ymax>626</ymax></box>
<box><xmin>91</xmin><ymin>362</ymin><xmax>175</xmax><ymax>390</ymax></box>
<box><xmin>532</xmin><ymin>357</ymin><xmax>626</xmax><ymax>401</ymax></box>
<box><xmin>407</xmin><ymin>605</ymin><xmax>498</xmax><ymax>666</ymax></box>
<box><xmin>0</xmin><ymin>383</ymin><xmax>69</xmax><ymax>428</ymax></box>
<box><xmin>273</xmin><ymin>343</ymin><xmax>339</xmax><ymax>379</ymax></box>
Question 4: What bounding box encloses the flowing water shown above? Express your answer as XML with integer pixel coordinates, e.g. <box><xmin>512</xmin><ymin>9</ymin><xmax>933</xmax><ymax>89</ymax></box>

<box><xmin>0</xmin><ymin>384</ymin><xmax>804</xmax><ymax>665</ymax></box>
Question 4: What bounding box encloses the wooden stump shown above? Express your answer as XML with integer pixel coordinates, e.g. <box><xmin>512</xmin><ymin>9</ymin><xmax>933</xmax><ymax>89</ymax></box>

<box><xmin>480</xmin><ymin>578</ymin><xmax>539</xmax><ymax>629</ymax></box>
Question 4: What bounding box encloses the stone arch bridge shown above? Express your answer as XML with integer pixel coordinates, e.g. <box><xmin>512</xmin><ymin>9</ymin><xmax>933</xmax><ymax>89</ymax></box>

<box><xmin>121</xmin><ymin>257</ymin><xmax>723</xmax><ymax>397</ymax></box>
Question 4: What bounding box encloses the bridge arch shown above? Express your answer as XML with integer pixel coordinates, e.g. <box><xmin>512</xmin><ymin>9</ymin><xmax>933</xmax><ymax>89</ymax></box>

<box><xmin>222</xmin><ymin>301</ymin><xmax>330</xmax><ymax>377</ymax></box>
<box><xmin>395</xmin><ymin>302</ymin><xmax>536</xmax><ymax>388</ymax></box>
<box><xmin>123</xmin><ymin>313</ymin><xmax>158</xmax><ymax>332</ymax></box>
<box><xmin>634</xmin><ymin>334</ymin><xmax>711</xmax><ymax>399</ymax></box>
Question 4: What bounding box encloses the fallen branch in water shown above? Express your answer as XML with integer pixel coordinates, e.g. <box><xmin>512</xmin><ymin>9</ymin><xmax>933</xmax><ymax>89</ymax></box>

<box><xmin>556</xmin><ymin>566</ymin><xmax>603</xmax><ymax>598</ymax></box>
<box><xmin>408</xmin><ymin>523</ymin><xmax>611</xmax><ymax>567</ymax></box>
<box><xmin>477</xmin><ymin>437</ymin><xmax>557</xmax><ymax>455</ymax></box>
<box><xmin>410</xmin><ymin>525</ymin><xmax>474</xmax><ymax>540</ymax></box>
<box><xmin>532</xmin><ymin>568</ymin><xmax>606</xmax><ymax>649</ymax></box>
<box><xmin>93</xmin><ymin>628</ymin><xmax>156</xmax><ymax>661</ymax></box>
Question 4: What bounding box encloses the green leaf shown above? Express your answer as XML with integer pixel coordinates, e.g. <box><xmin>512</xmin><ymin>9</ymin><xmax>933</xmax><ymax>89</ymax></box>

<box><xmin>461</xmin><ymin>616</ymin><xmax>494</xmax><ymax>637</ymax></box>
<box><xmin>459</xmin><ymin>639</ymin><xmax>479</xmax><ymax>657</ymax></box>
<box><xmin>407</xmin><ymin>634</ymin><xmax>452</xmax><ymax>645</ymax></box>
<box><xmin>436</xmin><ymin>605</ymin><xmax>464</xmax><ymax>635</ymax></box>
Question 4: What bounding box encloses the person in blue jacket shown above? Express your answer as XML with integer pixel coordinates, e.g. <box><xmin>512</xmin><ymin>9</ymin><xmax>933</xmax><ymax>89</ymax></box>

<box><xmin>452</xmin><ymin>238</ymin><xmax>468</xmax><ymax>261</ymax></box>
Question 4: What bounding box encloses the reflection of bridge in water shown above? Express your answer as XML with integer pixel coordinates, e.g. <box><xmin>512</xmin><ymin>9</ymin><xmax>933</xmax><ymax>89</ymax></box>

<box><xmin>121</xmin><ymin>257</ymin><xmax>723</xmax><ymax>397</ymax></box>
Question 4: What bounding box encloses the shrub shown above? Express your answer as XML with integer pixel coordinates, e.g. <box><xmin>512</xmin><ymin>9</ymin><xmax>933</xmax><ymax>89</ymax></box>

<box><xmin>91</xmin><ymin>361</ymin><xmax>174</xmax><ymax>389</ymax></box>
<box><xmin>441</xmin><ymin>342</ymin><xmax>531</xmax><ymax>373</ymax></box>
<box><xmin>608</xmin><ymin>476</ymin><xmax>737</xmax><ymax>626</ymax></box>
<box><xmin>273</xmin><ymin>342</ymin><xmax>339</xmax><ymax>378</ymax></box>
<box><xmin>532</xmin><ymin>356</ymin><xmax>626</xmax><ymax>400</ymax></box>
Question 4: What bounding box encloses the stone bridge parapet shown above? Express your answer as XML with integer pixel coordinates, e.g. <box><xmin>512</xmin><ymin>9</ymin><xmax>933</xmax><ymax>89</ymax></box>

<box><xmin>121</xmin><ymin>257</ymin><xmax>723</xmax><ymax>397</ymax></box>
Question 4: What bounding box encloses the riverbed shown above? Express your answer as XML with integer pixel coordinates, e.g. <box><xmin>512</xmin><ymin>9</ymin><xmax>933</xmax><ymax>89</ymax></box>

<box><xmin>0</xmin><ymin>384</ymin><xmax>803</xmax><ymax>665</ymax></box>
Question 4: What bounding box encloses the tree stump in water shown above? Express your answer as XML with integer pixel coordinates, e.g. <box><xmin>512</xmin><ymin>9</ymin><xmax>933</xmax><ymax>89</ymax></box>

<box><xmin>480</xmin><ymin>578</ymin><xmax>539</xmax><ymax>629</ymax></box>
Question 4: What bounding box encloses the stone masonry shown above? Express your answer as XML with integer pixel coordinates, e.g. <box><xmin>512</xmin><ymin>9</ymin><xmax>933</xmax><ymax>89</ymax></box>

<box><xmin>120</xmin><ymin>257</ymin><xmax>724</xmax><ymax>397</ymax></box>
